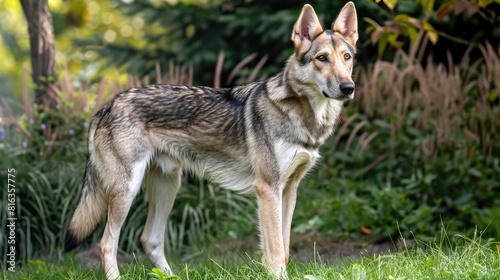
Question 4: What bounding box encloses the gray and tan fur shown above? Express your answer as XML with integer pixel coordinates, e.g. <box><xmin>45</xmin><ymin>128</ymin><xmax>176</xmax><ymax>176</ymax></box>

<box><xmin>65</xmin><ymin>2</ymin><xmax>358</xmax><ymax>279</ymax></box>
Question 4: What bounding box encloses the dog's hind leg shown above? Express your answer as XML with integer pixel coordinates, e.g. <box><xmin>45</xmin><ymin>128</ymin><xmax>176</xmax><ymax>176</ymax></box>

<box><xmin>100</xmin><ymin>158</ymin><xmax>148</xmax><ymax>280</ymax></box>
<box><xmin>141</xmin><ymin>159</ymin><xmax>181</xmax><ymax>275</ymax></box>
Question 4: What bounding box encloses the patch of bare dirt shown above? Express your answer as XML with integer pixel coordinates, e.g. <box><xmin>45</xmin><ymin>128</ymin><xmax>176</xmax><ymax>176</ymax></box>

<box><xmin>288</xmin><ymin>232</ymin><xmax>403</xmax><ymax>263</ymax></box>
<box><xmin>73</xmin><ymin>232</ymin><xmax>408</xmax><ymax>268</ymax></box>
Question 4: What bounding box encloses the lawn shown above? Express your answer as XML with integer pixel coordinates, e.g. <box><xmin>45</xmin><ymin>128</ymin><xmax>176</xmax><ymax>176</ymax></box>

<box><xmin>8</xmin><ymin>233</ymin><xmax>500</xmax><ymax>280</ymax></box>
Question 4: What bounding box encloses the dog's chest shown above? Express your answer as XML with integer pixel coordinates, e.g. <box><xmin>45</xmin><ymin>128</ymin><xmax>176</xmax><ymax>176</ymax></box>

<box><xmin>279</xmin><ymin>97</ymin><xmax>342</xmax><ymax>150</ymax></box>
<box><xmin>273</xmin><ymin>140</ymin><xmax>319</xmax><ymax>182</ymax></box>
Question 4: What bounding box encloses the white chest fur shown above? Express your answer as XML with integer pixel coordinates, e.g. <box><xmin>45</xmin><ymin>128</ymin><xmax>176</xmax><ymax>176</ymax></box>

<box><xmin>274</xmin><ymin>140</ymin><xmax>319</xmax><ymax>187</ymax></box>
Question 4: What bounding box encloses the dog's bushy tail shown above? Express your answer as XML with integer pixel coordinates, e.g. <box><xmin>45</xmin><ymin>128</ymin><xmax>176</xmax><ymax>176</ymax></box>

<box><xmin>64</xmin><ymin>106</ymin><xmax>110</xmax><ymax>252</ymax></box>
<box><xmin>64</xmin><ymin>158</ymin><xmax>106</xmax><ymax>252</ymax></box>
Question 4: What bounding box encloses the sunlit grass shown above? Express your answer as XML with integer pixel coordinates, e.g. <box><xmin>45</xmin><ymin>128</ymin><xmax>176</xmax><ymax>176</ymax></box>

<box><xmin>9</xmin><ymin>233</ymin><xmax>500</xmax><ymax>280</ymax></box>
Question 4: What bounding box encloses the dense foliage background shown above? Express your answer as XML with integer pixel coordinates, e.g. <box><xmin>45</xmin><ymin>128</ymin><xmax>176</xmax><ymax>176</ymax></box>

<box><xmin>1</xmin><ymin>0</ymin><xmax>499</xmax><ymax>269</ymax></box>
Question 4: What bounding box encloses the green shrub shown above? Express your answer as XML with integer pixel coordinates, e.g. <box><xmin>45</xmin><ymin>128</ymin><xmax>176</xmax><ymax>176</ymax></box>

<box><xmin>295</xmin><ymin>43</ymin><xmax>500</xmax><ymax>241</ymax></box>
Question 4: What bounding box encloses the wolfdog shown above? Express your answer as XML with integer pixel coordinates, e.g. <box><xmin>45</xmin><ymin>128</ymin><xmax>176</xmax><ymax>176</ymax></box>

<box><xmin>65</xmin><ymin>2</ymin><xmax>358</xmax><ymax>278</ymax></box>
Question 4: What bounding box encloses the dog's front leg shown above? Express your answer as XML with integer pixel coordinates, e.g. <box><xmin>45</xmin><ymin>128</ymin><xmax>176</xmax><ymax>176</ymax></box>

<box><xmin>281</xmin><ymin>182</ymin><xmax>298</xmax><ymax>264</ymax></box>
<box><xmin>282</xmin><ymin>162</ymin><xmax>310</xmax><ymax>264</ymax></box>
<box><xmin>254</xmin><ymin>178</ymin><xmax>287</xmax><ymax>277</ymax></box>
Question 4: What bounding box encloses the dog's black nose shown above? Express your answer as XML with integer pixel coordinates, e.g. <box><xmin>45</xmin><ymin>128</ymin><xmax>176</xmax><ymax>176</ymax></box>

<box><xmin>339</xmin><ymin>82</ymin><xmax>355</xmax><ymax>95</ymax></box>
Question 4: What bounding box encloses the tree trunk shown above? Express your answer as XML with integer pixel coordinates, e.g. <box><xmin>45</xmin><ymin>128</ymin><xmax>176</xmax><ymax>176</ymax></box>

<box><xmin>20</xmin><ymin>0</ymin><xmax>58</xmax><ymax>110</ymax></box>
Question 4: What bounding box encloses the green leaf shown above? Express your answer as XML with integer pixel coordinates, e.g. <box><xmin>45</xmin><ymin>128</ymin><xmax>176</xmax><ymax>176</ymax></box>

<box><xmin>406</xmin><ymin>26</ymin><xmax>419</xmax><ymax>43</ymax></box>
<box><xmin>422</xmin><ymin>21</ymin><xmax>438</xmax><ymax>44</ymax></box>
<box><xmin>383</xmin><ymin>0</ymin><xmax>398</xmax><ymax>10</ymax></box>
<box><xmin>427</xmin><ymin>30</ymin><xmax>438</xmax><ymax>44</ymax></box>
<box><xmin>467</xmin><ymin>168</ymin><xmax>482</xmax><ymax>178</ymax></box>
<box><xmin>364</xmin><ymin>17</ymin><xmax>381</xmax><ymax>35</ymax></box>
<box><xmin>378</xmin><ymin>33</ymin><xmax>389</xmax><ymax>56</ymax></box>
<box><xmin>478</xmin><ymin>0</ymin><xmax>496</xmax><ymax>7</ymax></box>
<box><xmin>419</xmin><ymin>0</ymin><xmax>435</xmax><ymax>13</ymax></box>
<box><xmin>387</xmin><ymin>32</ymin><xmax>404</xmax><ymax>48</ymax></box>
<box><xmin>28</xmin><ymin>259</ymin><xmax>48</xmax><ymax>273</ymax></box>
<box><xmin>387</xmin><ymin>32</ymin><xmax>399</xmax><ymax>43</ymax></box>
<box><xmin>395</xmin><ymin>14</ymin><xmax>411</xmax><ymax>23</ymax></box>
<box><xmin>149</xmin><ymin>268</ymin><xmax>181</xmax><ymax>279</ymax></box>
<box><xmin>395</xmin><ymin>14</ymin><xmax>421</xmax><ymax>28</ymax></box>
<box><xmin>421</xmin><ymin>20</ymin><xmax>435</xmax><ymax>31</ymax></box>
<box><xmin>366</xmin><ymin>25</ymin><xmax>376</xmax><ymax>34</ymax></box>
<box><xmin>151</xmin><ymin>267</ymin><xmax>166</xmax><ymax>278</ymax></box>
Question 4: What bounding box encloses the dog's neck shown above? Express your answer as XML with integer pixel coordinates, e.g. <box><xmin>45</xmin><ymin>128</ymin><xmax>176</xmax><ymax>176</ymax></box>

<box><xmin>260</xmin><ymin>64</ymin><xmax>344</xmax><ymax>147</ymax></box>
<box><xmin>267</xmin><ymin>61</ymin><xmax>344</xmax><ymax>122</ymax></box>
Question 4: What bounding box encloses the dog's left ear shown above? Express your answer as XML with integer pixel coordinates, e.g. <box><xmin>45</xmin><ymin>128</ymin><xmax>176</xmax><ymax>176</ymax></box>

<box><xmin>333</xmin><ymin>2</ymin><xmax>358</xmax><ymax>47</ymax></box>
<box><xmin>292</xmin><ymin>4</ymin><xmax>323</xmax><ymax>55</ymax></box>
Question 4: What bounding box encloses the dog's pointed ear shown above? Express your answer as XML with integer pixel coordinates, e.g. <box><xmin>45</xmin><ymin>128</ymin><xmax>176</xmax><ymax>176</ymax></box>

<box><xmin>291</xmin><ymin>4</ymin><xmax>323</xmax><ymax>54</ymax></box>
<box><xmin>333</xmin><ymin>2</ymin><xmax>358</xmax><ymax>47</ymax></box>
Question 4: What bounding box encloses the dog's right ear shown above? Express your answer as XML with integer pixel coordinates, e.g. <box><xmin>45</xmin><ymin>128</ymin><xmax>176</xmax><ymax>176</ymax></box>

<box><xmin>291</xmin><ymin>4</ymin><xmax>323</xmax><ymax>55</ymax></box>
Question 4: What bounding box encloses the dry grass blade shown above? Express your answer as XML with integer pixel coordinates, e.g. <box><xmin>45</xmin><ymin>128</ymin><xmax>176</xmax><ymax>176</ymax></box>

<box><xmin>162</xmin><ymin>61</ymin><xmax>193</xmax><ymax>86</ymax></box>
<box><xmin>173</xmin><ymin>63</ymin><xmax>180</xmax><ymax>84</ymax></box>
<box><xmin>93</xmin><ymin>79</ymin><xmax>108</xmax><ymax>114</ymax></box>
<box><xmin>61</xmin><ymin>69</ymin><xmax>74</xmax><ymax>102</ymax></box>
<box><xmin>330</xmin><ymin>113</ymin><xmax>358</xmax><ymax>153</ymax></box>
<box><xmin>214</xmin><ymin>50</ymin><xmax>225</xmax><ymax>88</ymax></box>
<box><xmin>126</xmin><ymin>75</ymin><xmax>136</xmax><ymax>89</ymax></box>
<box><xmin>1</xmin><ymin>98</ymin><xmax>15</xmax><ymax>125</ymax></box>
<box><xmin>78</xmin><ymin>82</ymin><xmax>89</xmax><ymax>112</ymax></box>
<box><xmin>2</xmin><ymin>98</ymin><xmax>32</xmax><ymax>138</ymax></box>
<box><xmin>247</xmin><ymin>54</ymin><xmax>268</xmax><ymax>83</ymax></box>
<box><xmin>358</xmin><ymin>132</ymin><xmax>379</xmax><ymax>152</ymax></box>
<box><xmin>226</xmin><ymin>53</ymin><xmax>258</xmax><ymax>85</ymax></box>
<box><xmin>42</xmin><ymin>129</ymin><xmax>58</xmax><ymax>158</ymax></box>
<box><xmin>345</xmin><ymin>120</ymin><xmax>367</xmax><ymax>152</ymax></box>
<box><xmin>408</xmin><ymin>29</ymin><xmax>425</xmax><ymax>62</ymax></box>
<box><xmin>156</xmin><ymin>61</ymin><xmax>162</xmax><ymax>84</ymax></box>
<box><xmin>188</xmin><ymin>63</ymin><xmax>194</xmax><ymax>86</ymax></box>
<box><xmin>360</xmin><ymin>153</ymin><xmax>388</xmax><ymax>175</ymax></box>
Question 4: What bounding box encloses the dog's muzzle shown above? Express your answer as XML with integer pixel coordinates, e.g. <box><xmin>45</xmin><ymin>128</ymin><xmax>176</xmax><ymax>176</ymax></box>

<box><xmin>323</xmin><ymin>82</ymin><xmax>355</xmax><ymax>100</ymax></box>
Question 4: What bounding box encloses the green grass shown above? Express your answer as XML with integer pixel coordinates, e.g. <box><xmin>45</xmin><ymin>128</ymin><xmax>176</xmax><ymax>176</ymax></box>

<box><xmin>7</xmin><ymin>234</ymin><xmax>500</xmax><ymax>280</ymax></box>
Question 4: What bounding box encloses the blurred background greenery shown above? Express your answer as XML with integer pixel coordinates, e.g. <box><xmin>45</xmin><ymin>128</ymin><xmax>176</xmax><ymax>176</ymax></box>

<box><xmin>0</xmin><ymin>0</ymin><xmax>499</xmax><ymax>269</ymax></box>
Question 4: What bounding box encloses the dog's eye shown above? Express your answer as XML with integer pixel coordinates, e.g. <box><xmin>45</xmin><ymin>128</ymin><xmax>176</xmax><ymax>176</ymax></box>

<box><xmin>344</xmin><ymin>53</ymin><xmax>352</xmax><ymax>60</ymax></box>
<box><xmin>316</xmin><ymin>55</ymin><xmax>327</xmax><ymax>62</ymax></box>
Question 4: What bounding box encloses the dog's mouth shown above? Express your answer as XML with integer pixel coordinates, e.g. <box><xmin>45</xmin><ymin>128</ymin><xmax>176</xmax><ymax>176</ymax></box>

<box><xmin>322</xmin><ymin>91</ymin><xmax>354</xmax><ymax>101</ymax></box>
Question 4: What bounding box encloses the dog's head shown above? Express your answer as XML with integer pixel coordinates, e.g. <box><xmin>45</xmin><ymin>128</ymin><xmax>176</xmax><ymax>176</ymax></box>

<box><xmin>291</xmin><ymin>2</ymin><xmax>358</xmax><ymax>101</ymax></box>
